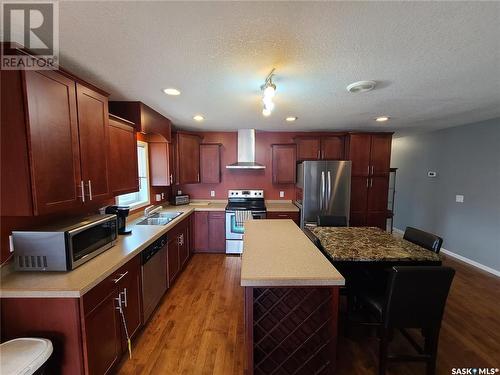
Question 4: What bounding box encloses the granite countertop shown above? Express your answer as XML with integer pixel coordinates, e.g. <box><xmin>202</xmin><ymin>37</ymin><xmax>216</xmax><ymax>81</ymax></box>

<box><xmin>0</xmin><ymin>205</ymin><xmax>197</xmax><ymax>298</ymax></box>
<box><xmin>310</xmin><ymin>226</ymin><xmax>442</xmax><ymax>262</ymax></box>
<box><xmin>241</xmin><ymin>220</ymin><xmax>345</xmax><ymax>287</ymax></box>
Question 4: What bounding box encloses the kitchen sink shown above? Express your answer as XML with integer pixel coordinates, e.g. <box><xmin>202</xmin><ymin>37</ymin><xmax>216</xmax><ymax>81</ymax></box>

<box><xmin>137</xmin><ymin>211</ymin><xmax>182</xmax><ymax>226</ymax></box>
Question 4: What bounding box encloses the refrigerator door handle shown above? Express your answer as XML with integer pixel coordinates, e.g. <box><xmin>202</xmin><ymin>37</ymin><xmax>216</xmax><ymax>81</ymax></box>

<box><xmin>320</xmin><ymin>171</ymin><xmax>325</xmax><ymax>211</ymax></box>
<box><xmin>327</xmin><ymin>171</ymin><xmax>332</xmax><ymax>206</ymax></box>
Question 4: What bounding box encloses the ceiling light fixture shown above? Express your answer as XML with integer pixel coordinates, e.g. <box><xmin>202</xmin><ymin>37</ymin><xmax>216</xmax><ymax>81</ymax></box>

<box><xmin>193</xmin><ymin>115</ymin><xmax>204</xmax><ymax>121</ymax></box>
<box><xmin>285</xmin><ymin>116</ymin><xmax>297</xmax><ymax>122</ymax></box>
<box><xmin>375</xmin><ymin>116</ymin><xmax>390</xmax><ymax>122</ymax></box>
<box><xmin>163</xmin><ymin>88</ymin><xmax>181</xmax><ymax>96</ymax></box>
<box><xmin>261</xmin><ymin>68</ymin><xmax>276</xmax><ymax>117</ymax></box>
<box><xmin>346</xmin><ymin>80</ymin><xmax>377</xmax><ymax>93</ymax></box>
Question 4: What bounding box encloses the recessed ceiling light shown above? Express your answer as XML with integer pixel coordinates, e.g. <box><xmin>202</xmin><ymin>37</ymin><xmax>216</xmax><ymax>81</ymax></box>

<box><xmin>193</xmin><ymin>115</ymin><xmax>204</xmax><ymax>121</ymax></box>
<box><xmin>375</xmin><ymin>116</ymin><xmax>390</xmax><ymax>122</ymax></box>
<box><xmin>346</xmin><ymin>80</ymin><xmax>377</xmax><ymax>93</ymax></box>
<box><xmin>163</xmin><ymin>88</ymin><xmax>181</xmax><ymax>96</ymax></box>
<box><xmin>285</xmin><ymin>116</ymin><xmax>297</xmax><ymax>122</ymax></box>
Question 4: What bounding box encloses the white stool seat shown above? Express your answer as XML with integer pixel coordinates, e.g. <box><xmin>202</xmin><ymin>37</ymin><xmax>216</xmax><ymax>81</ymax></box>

<box><xmin>0</xmin><ymin>338</ymin><xmax>53</xmax><ymax>375</ymax></box>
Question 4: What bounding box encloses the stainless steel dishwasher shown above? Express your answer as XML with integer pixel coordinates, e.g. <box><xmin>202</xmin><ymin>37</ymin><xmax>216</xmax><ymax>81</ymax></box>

<box><xmin>141</xmin><ymin>234</ymin><xmax>168</xmax><ymax>322</ymax></box>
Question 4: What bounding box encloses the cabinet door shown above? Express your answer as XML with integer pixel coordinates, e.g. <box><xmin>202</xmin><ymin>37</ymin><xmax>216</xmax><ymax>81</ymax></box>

<box><xmin>272</xmin><ymin>144</ymin><xmax>297</xmax><ymax>184</ymax></box>
<box><xmin>179</xmin><ymin>226</ymin><xmax>189</xmax><ymax>267</ymax></box>
<box><xmin>367</xmin><ymin>212</ymin><xmax>388</xmax><ymax>231</ymax></box>
<box><xmin>321</xmin><ymin>136</ymin><xmax>344</xmax><ymax>160</ymax></box>
<box><xmin>200</xmin><ymin>144</ymin><xmax>221</xmax><ymax>183</ymax></box>
<box><xmin>370</xmin><ymin>135</ymin><xmax>392</xmax><ymax>176</ymax></box>
<box><xmin>350</xmin><ymin>176</ymin><xmax>369</xmax><ymax>213</ymax></box>
<box><xmin>23</xmin><ymin>70</ymin><xmax>82</xmax><ymax>215</ymax></box>
<box><xmin>177</xmin><ymin>133</ymin><xmax>201</xmax><ymax>184</ymax></box>
<box><xmin>349</xmin><ymin>212</ymin><xmax>367</xmax><ymax>227</ymax></box>
<box><xmin>76</xmin><ymin>83</ymin><xmax>110</xmax><ymax>201</ymax></box>
<box><xmin>295</xmin><ymin>138</ymin><xmax>321</xmax><ymax>161</ymax></box>
<box><xmin>194</xmin><ymin>211</ymin><xmax>209</xmax><ymax>252</ymax></box>
<box><xmin>367</xmin><ymin>176</ymin><xmax>389</xmax><ymax>212</ymax></box>
<box><xmin>84</xmin><ymin>290</ymin><xmax>121</xmax><ymax>375</ymax></box>
<box><xmin>117</xmin><ymin>257</ymin><xmax>142</xmax><ymax>348</ymax></box>
<box><xmin>267</xmin><ymin>212</ymin><xmax>300</xmax><ymax>225</ymax></box>
<box><xmin>208</xmin><ymin>212</ymin><xmax>226</xmax><ymax>252</ymax></box>
<box><xmin>348</xmin><ymin>134</ymin><xmax>371</xmax><ymax>176</ymax></box>
<box><xmin>167</xmin><ymin>236</ymin><xmax>180</xmax><ymax>286</ymax></box>
<box><xmin>149</xmin><ymin>142</ymin><xmax>170</xmax><ymax>186</ymax></box>
<box><xmin>108</xmin><ymin>117</ymin><xmax>139</xmax><ymax>195</ymax></box>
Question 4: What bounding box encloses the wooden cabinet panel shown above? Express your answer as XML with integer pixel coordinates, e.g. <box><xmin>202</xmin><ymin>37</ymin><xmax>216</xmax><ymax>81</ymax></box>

<box><xmin>76</xmin><ymin>83</ymin><xmax>110</xmax><ymax>201</ymax></box>
<box><xmin>350</xmin><ymin>176</ymin><xmax>369</xmax><ymax>212</ymax></box>
<box><xmin>370</xmin><ymin>135</ymin><xmax>392</xmax><ymax>175</ymax></box>
<box><xmin>200</xmin><ymin>144</ymin><xmax>221</xmax><ymax>183</ymax></box>
<box><xmin>84</xmin><ymin>289</ymin><xmax>121</xmax><ymax>375</ymax></box>
<box><xmin>177</xmin><ymin>133</ymin><xmax>201</xmax><ymax>184</ymax></box>
<box><xmin>167</xmin><ymin>235</ymin><xmax>180</xmax><ymax>285</ymax></box>
<box><xmin>267</xmin><ymin>211</ymin><xmax>300</xmax><ymax>225</ymax></box>
<box><xmin>208</xmin><ymin>212</ymin><xmax>226</xmax><ymax>252</ymax></box>
<box><xmin>179</xmin><ymin>224</ymin><xmax>189</xmax><ymax>267</ymax></box>
<box><xmin>149</xmin><ymin>142</ymin><xmax>171</xmax><ymax>186</ymax></box>
<box><xmin>108</xmin><ymin>116</ymin><xmax>139</xmax><ymax>196</ymax></box>
<box><xmin>23</xmin><ymin>70</ymin><xmax>82</xmax><ymax>215</ymax></box>
<box><xmin>349</xmin><ymin>212</ymin><xmax>367</xmax><ymax>227</ymax></box>
<box><xmin>295</xmin><ymin>138</ymin><xmax>321</xmax><ymax>161</ymax></box>
<box><xmin>321</xmin><ymin>136</ymin><xmax>344</xmax><ymax>160</ymax></box>
<box><xmin>194</xmin><ymin>212</ymin><xmax>209</xmax><ymax>252</ymax></box>
<box><xmin>367</xmin><ymin>176</ymin><xmax>389</xmax><ymax>212</ymax></box>
<box><xmin>348</xmin><ymin>134</ymin><xmax>371</xmax><ymax>176</ymax></box>
<box><xmin>367</xmin><ymin>212</ymin><xmax>388</xmax><ymax>231</ymax></box>
<box><xmin>272</xmin><ymin>144</ymin><xmax>297</xmax><ymax>184</ymax></box>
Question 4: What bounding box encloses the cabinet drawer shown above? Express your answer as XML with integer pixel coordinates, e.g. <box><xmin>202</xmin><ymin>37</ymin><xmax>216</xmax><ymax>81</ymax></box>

<box><xmin>82</xmin><ymin>256</ymin><xmax>140</xmax><ymax>316</ymax></box>
<box><xmin>208</xmin><ymin>211</ymin><xmax>225</xmax><ymax>219</ymax></box>
<box><xmin>267</xmin><ymin>212</ymin><xmax>300</xmax><ymax>221</ymax></box>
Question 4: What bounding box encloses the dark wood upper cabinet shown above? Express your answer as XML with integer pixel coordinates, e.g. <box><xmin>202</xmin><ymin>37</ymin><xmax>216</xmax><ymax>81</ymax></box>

<box><xmin>108</xmin><ymin>115</ymin><xmax>139</xmax><ymax>196</ymax></box>
<box><xmin>272</xmin><ymin>144</ymin><xmax>297</xmax><ymax>184</ymax></box>
<box><xmin>149</xmin><ymin>142</ymin><xmax>172</xmax><ymax>186</ymax></box>
<box><xmin>370</xmin><ymin>135</ymin><xmax>392</xmax><ymax>176</ymax></box>
<box><xmin>176</xmin><ymin>132</ymin><xmax>202</xmax><ymax>184</ymax></box>
<box><xmin>109</xmin><ymin>101</ymin><xmax>171</xmax><ymax>142</ymax></box>
<box><xmin>295</xmin><ymin>137</ymin><xmax>321</xmax><ymax>160</ymax></box>
<box><xmin>22</xmin><ymin>70</ymin><xmax>83</xmax><ymax>215</ymax></box>
<box><xmin>347</xmin><ymin>134</ymin><xmax>372</xmax><ymax>176</ymax></box>
<box><xmin>200</xmin><ymin>144</ymin><xmax>221</xmax><ymax>184</ymax></box>
<box><xmin>321</xmin><ymin>136</ymin><xmax>345</xmax><ymax>160</ymax></box>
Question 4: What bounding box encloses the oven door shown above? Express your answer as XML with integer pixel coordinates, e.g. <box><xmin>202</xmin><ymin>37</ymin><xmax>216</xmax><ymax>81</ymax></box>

<box><xmin>67</xmin><ymin>216</ymin><xmax>118</xmax><ymax>269</ymax></box>
<box><xmin>225</xmin><ymin>211</ymin><xmax>244</xmax><ymax>240</ymax></box>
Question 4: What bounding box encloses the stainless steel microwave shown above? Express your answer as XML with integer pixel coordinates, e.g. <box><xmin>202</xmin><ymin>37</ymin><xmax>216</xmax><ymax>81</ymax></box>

<box><xmin>12</xmin><ymin>214</ymin><xmax>118</xmax><ymax>271</ymax></box>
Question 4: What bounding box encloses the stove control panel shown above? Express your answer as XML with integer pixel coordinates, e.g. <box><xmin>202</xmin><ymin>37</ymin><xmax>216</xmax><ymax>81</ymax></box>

<box><xmin>228</xmin><ymin>190</ymin><xmax>264</xmax><ymax>198</ymax></box>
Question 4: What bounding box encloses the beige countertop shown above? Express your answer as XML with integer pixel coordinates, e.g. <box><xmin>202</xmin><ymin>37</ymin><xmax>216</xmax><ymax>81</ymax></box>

<box><xmin>265</xmin><ymin>201</ymin><xmax>300</xmax><ymax>212</ymax></box>
<box><xmin>240</xmin><ymin>220</ymin><xmax>345</xmax><ymax>287</ymax></box>
<box><xmin>0</xmin><ymin>205</ymin><xmax>196</xmax><ymax>298</ymax></box>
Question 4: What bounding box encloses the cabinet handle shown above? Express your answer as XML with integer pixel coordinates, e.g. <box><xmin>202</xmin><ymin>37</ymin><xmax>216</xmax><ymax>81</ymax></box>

<box><xmin>121</xmin><ymin>288</ymin><xmax>128</xmax><ymax>308</ymax></box>
<box><xmin>112</xmin><ymin>271</ymin><xmax>128</xmax><ymax>284</ymax></box>
<box><xmin>370</xmin><ymin>178</ymin><xmax>373</xmax><ymax>188</ymax></box>
<box><xmin>115</xmin><ymin>295</ymin><xmax>122</xmax><ymax>311</ymax></box>
<box><xmin>277</xmin><ymin>214</ymin><xmax>288</xmax><ymax>218</ymax></box>
<box><xmin>87</xmin><ymin>180</ymin><xmax>93</xmax><ymax>200</ymax></box>
<box><xmin>366</xmin><ymin>178</ymin><xmax>369</xmax><ymax>188</ymax></box>
<box><xmin>80</xmin><ymin>181</ymin><xmax>85</xmax><ymax>203</ymax></box>
<box><xmin>367</xmin><ymin>165</ymin><xmax>370</xmax><ymax>174</ymax></box>
<box><xmin>197</xmin><ymin>173</ymin><xmax>200</xmax><ymax>182</ymax></box>
<box><xmin>170</xmin><ymin>174</ymin><xmax>173</xmax><ymax>184</ymax></box>
<box><xmin>371</xmin><ymin>165</ymin><xmax>374</xmax><ymax>175</ymax></box>
<box><xmin>317</xmin><ymin>149</ymin><xmax>321</xmax><ymax>159</ymax></box>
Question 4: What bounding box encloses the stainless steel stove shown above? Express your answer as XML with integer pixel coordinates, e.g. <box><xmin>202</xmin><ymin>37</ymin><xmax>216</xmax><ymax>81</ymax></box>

<box><xmin>225</xmin><ymin>190</ymin><xmax>266</xmax><ymax>254</ymax></box>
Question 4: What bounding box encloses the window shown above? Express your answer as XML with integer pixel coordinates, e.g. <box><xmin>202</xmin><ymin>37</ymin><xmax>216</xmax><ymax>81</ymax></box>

<box><xmin>117</xmin><ymin>141</ymin><xmax>150</xmax><ymax>209</ymax></box>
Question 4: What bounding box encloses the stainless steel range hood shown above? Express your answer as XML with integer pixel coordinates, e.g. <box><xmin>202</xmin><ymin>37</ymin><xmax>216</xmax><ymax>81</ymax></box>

<box><xmin>226</xmin><ymin>129</ymin><xmax>265</xmax><ymax>169</ymax></box>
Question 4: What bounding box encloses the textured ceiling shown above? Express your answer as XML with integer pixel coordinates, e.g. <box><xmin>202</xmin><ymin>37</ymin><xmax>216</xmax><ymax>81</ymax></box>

<box><xmin>58</xmin><ymin>1</ymin><xmax>500</xmax><ymax>135</ymax></box>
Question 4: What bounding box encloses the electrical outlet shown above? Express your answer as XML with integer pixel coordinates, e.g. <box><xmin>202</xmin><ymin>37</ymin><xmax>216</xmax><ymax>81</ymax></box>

<box><xmin>210</xmin><ymin>190</ymin><xmax>215</xmax><ymax>197</ymax></box>
<box><xmin>161</xmin><ymin>193</ymin><xmax>165</xmax><ymax>199</ymax></box>
<box><xmin>279</xmin><ymin>191</ymin><xmax>285</xmax><ymax>198</ymax></box>
<box><xmin>9</xmin><ymin>235</ymin><xmax>14</xmax><ymax>253</ymax></box>
<box><xmin>156</xmin><ymin>194</ymin><xmax>162</xmax><ymax>202</ymax></box>
<box><xmin>456</xmin><ymin>195</ymin><xmax>464</xmax><ymax>203</ymax></box>
<box><xmin>177</xmin><ymin>190</ymin><xmax>182</xmax><ymax>196</ymax></box>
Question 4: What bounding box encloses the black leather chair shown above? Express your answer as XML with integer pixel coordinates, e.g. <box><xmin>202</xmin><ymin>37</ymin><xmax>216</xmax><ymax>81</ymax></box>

<box><xmin>317</xmin><ymin>215</ymin><xmax>347</xmax><ymax>227</ymax></box>
<box><xmin>354</xmin><ymin>266</ymin><xmax>455</xmax><ymax>375</ymax></box>
<box><xmin>403</xmin><ymin>227</ymin><xmax>443</xmax><ymax>254</ymax></box>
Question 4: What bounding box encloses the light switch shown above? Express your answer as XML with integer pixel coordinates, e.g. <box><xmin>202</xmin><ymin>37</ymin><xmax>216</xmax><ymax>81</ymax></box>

<box><xmin>456</xmin><ymin>195</ymin><xmax>464</xmax><ymax>203</ymax></box>
<box><xmin>156</xmin><ymin>194</ymin><xmax>162</xmax><ymax>202</ymax></box>
<box><xmin>210</xmin><ymin>190</ymin><xmax>216</xmax><ymax>197</ymax></box>
<box><xmin>279</xmin><ymin>191</ymin><xmax>285</xmax><ymax>198</ymax></box>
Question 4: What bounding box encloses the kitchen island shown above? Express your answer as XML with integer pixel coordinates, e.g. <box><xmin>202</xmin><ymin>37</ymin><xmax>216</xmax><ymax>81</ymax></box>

<box><xmin>241</xmin><ymin>220</ymin><xmax>345</xmax><ymax>375</ymax></box>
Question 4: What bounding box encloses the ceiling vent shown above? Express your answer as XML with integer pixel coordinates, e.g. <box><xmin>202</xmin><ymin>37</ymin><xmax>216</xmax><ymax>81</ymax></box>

<box><xmin>346</xmin><ymin>80</ymin><xmax>377</xmax><ymax>93</ymax></box>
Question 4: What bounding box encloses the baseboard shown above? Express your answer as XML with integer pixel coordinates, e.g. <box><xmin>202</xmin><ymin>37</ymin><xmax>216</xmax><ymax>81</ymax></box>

<box><xmin>393</xmin><ymin>227</ymin><xmax>500</xmax><ymax>277</ymax></box>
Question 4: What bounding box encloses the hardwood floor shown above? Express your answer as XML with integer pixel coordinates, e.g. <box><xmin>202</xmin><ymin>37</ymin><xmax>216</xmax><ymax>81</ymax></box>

<box><xmin>117</xmin><ymin>254</ymin><xmax>500</xmax><ymax>375</ymax></box>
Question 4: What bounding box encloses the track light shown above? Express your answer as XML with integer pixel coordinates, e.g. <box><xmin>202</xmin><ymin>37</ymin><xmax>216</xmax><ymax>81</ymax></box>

<box><xmin>261</xmin><ymin>68</ymin><xmax>276</xmax><ymax>117</ymax></box>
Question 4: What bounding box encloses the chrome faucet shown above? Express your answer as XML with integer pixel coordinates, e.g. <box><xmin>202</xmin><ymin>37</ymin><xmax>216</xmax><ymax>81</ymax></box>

<box><xmin>144</xmin><ymin>205</ymin><xmax>162</xmax><ymax>217</ymax></box>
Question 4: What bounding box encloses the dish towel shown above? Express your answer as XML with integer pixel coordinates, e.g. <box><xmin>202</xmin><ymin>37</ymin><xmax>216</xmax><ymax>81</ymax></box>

<box><xmin>235</xmin><ymin>210</ymin><xmax>253</xmax><ymax>227</ymax></box>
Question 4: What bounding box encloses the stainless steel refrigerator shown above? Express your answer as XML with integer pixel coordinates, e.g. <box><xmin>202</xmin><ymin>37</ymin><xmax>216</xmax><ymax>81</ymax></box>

<box><xmin>295</xmin><ymin>161</ymin><xmax>351</xmax><ymax>228</ymax></box>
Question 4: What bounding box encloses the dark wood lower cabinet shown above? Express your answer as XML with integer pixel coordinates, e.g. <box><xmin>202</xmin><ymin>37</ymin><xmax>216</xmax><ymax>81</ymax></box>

<box><xmin>193</xmin><ymin>211</ymin><xmax>225</xmax><ymax>253</ymax></box>
<box><xmin>167</xmin><ymin>217</ymin><xmax>192</xmax><ymax>286</ymax></box>
<box><xmin>267</xmin><ymin>211</ymin><xmax>300</xmax><ymax>226</ymax></box>
<box><xmin>167</xmin><ymin>234</ymin><xmax>181</xmax><ymax>286</ymax></box>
